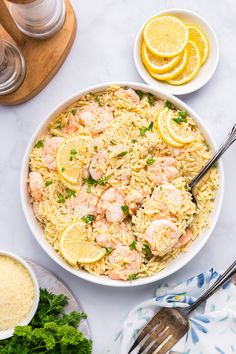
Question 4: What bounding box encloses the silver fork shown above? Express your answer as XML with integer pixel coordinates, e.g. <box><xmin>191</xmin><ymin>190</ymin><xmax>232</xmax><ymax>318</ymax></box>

<box><xmin>128</xmin><ymin>260</ymin><xmax>236</xmax><ymax>354</ymax></box>
<box><xmin>189</xmin><ymin>123</ymin><xmax>236</xmax><ymax>204</ymax></box>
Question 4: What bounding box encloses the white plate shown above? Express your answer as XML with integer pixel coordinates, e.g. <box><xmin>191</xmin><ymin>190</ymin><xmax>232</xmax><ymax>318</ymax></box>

<box><xmin>20</xmin><ymin>81</ymin><xmax>224</xmax><ymax>287</ymax></box>
<box><xmin>134</xmin><ymin>9</ymin><xmax>219</xmax><ymax>95</ymax></box>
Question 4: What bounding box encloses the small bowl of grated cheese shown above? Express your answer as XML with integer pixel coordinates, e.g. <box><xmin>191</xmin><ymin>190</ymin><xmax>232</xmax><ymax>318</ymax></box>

<box><xmin>0</xmin><ymin>251</ymin><xmax>39</xmax><ymax>340</ymax></box>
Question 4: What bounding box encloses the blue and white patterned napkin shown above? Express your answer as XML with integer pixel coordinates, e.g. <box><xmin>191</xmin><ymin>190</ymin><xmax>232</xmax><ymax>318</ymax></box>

<box><xmin>104</xmin><ymin>269</ymin><xmax>236</xmax><ymax>354</ymax></box>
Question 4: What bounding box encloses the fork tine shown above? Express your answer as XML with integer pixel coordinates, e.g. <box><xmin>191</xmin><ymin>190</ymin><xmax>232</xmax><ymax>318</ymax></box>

<box><xmin>137</xmin><ymin>324</ymin><xmax>167</xmax><ymax>354</ymax></box>
<box><xmin>145</xmin><ymin>328</ymin><xmax>172</xmax><ymax>354</ymax></box>
<box><xmin>154</xmin><ymin>336</ymin><xmax>177</xmax><ymax>354</ymax></box>
<box><xmin>128</xmin><ymin>311</ymin><xmax>162</xmax><ymax>354</ymax></box>
<box><xmin>138</xmin><ymin>326</ymin><xmax>171</xmax><ymax>354</ymax></box>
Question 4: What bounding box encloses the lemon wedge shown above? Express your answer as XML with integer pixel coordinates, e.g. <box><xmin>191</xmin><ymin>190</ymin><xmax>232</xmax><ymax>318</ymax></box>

<box><xmin>187</xmin><ymin>24</ymin><xmax>209</xmax><ymax>65</ymax></box>
<box><xmin>166</xmin><ymin>111</ymin><xmax>195</xmax><ymax>144</ymax></box>
<box><xmin>56</xmin><ymin>136</ymin><xmax>91</xmax><ymax>185</ymax></box>
<box><xmin>155</xmin><ymin>109</ymin><xmax>184</xmax><ymax>147</ymax></box>
<box><xmin>60</xmin><ymin>222</ymin><xmax>106</xmax><ymax>265</ymax></box>
<box><xmin>167</xmin><ymin>41</ymin><xmax>201</xmax><ymax>85</ymax></box>
<box><xmin>143</xmin><ymin>15</ymin><xmax>189</xmax><ymax>58</ymax></box>
<box><xmin>149</xmin><ymin>48</ymin><xmax>188</xmax><ymax>81</ymax></box>
<box><xmin>141</xmin><ymin>41</ymin><xmax>183</xmax><ymax>74</ymax></box>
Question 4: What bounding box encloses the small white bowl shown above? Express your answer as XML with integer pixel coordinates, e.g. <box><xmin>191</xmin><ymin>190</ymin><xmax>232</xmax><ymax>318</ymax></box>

<box><xmin>134</xmin><ymin>8</ymin><xmax>219</xmax><ymax>95</ymax></box>
<box><xmin>20</xmin><ymin>81</ymin><xmax>224</xmax><ymax>288</ymax></box>
<box><xmin>0</xmin><ymin>251</ymin><xmax>39</xmax><ymax>340</ymax></box>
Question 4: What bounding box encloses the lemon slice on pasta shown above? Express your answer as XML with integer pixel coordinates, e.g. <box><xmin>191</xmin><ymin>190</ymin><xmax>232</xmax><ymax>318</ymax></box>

<box><xmin>57</xmin><ymin>136</ymin><xmax>91</xmax><ymax>185</ymax></box>
<box><xmin>166</xmin><ymin>110</ymin><xmax>195</xmax><ymax>144</ymax></box>
<box><xmin>155</xmin><ymin>109</ymin><xmax>184</xmax><ymax>147</ymax></box>
<box><xmin>60</xmin><ymin>222</ymin><xmax>106</xmax><ymax>265</ymax></box>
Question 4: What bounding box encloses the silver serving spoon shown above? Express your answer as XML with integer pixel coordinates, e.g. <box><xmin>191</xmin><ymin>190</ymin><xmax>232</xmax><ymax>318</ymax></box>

<box><xmin>189</xmin><ymin>124</ymin><xmax>236</xmax><ymax>204</ymax></box>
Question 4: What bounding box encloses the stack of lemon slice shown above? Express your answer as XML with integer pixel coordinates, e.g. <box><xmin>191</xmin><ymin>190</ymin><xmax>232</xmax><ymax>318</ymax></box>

<box><xmin>141</xmin><ymin>16</ymin><xmax>209</xmax><ymax>85</ymax></box>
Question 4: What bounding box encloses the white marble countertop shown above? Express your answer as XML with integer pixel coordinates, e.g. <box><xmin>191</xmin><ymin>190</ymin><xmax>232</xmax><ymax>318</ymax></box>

<box><xmin>0</xmin><ymin>0</ymin><xmax>235</xmax><ymax>353</ymax></box>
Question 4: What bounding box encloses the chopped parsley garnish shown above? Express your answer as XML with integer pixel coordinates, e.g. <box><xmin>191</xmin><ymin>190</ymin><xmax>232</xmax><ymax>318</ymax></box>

<box><xmin>129</xmin><ymin>241</ymin><xmax>137</xmax><ymax>250</ymax></box>
<box><xmin>81</xmin><ymin>214</ymin><xmax>96</xmax><ymax>224</ymax></box>
<box><xmin>131</xmin><ymin>121</ymin><xmax>136</xmax><ymax>127</ymax></box>
<box><xmin>105</xmin><ymin>247</ymin><xmax>112</xmax><ymax>254</ymax></box>
<box><xmin>119</xmin><ymin>151</ymin><xmax>128</xmax><ymax>157</ymax></box>
<box><xmin>83</xmin><ymin>177</ymin><xmax>97</xmax><ymax>185</ymax></box>
<box><xmin>61</xmin><ymin>167</ymin><xmax>65</xmax><ymax>172</ymax></box>
<box><xmin>70</xmin><ymin>149</ymin><xmax>78</xmax><ymax>161</ymax></box>
<box><xmin>71</xmin><ymin>108</ymin><xmax>77</xmax><ymax>116</ymax></box>
<box><xmin>55</xmin><ymin>124</ymin><xmax>62</xmax><ymax>130</ymax></box>
<box><xmin>135</xmin><ymin>90</ymin><xmax>144</xmax><ymax>100</ymax></box>
<box><xmin>110</xmin><ymin>140</ymin><xmax>116</xmax><ymax>145</ymax></box>
<box><xmin>45</xmin><ymin>180</ymin><xmax>52</xmax><ymax>187</ymax></box>
<box><xmin>67</xmin><ymin>189</ymin><xmax>76</xmax><ymax>198</ymax></box>
<box><xmin>123</xmin><ymin>86</ymin><xmax>129</xmax><ymax>90</ymax></box>
<box><xmin>84</xmin><ymin>176</ymin><xmax>110</xmax><ymax>187</ymax></box>
<box><xmin>121</xmin><ymin>205</ymin><xmax>129</xmax><ymax>216</ymax></box>
<box><xmin>97</xmin><ymin>176</ymin><xmax>110</xmax><ymax>185</ymax></box>
<box><xmin>57</xmin><ymin>194</ymin><xmax>65</xmax><ymax>203</ymax></box>
<box><xmin>86</xmin><ymin>185</ymin><xmax>92</xmax><ymax>193</ymax></box>
<box><xmin>94</xmin><ymin>96</ymin><xmax>102</xmax><ymax>106</ymax></box>
<box><xmin>160</xmin><ymin>186</ymin><xmax>163</xmax><ymax>191</ymax></box>
<box><xmin>128</xmin><ymin>274</ymin><xmax>138</xmax><ymax>281</ymax></box>
<box><xmin>94</xmin><ymin>146</ymin><xmax>98</xmax><ymax>152</ymax></box>
<box><xmin>35</xmin><ymin>140</ymin><xmax>44</xmax><ymax>148</ymax></box>
<box><xmin>147</xmin><ymin>93</ymin><xmax>157</xmax><ymax>106</ymax></box>
<box><xmin>142</xmin><ymin>243</ymin><xmax>152</xmax><ymax>256</ymax></box>
<box><xmin>147</xmin><ymin>157</ymin><xmax>155</xmax><ymax>166</ymax></box>
<box><xmin>164</xmin><ymin>100</ymin><xmax>175</xmax><ymax>110</ymax></box>
<box><xmin>139</xmin><ymin>121</ymin><xmax>154</xmax><ymax>136</ymax></box>
<box><xmin>132</xmin><ymin>139</ymin><xmax>137</xmax><ymax>143</ymax></box>
<box><xmin>178</xmin><ymin>111</ymin><xmax>187</xmax><ymax>119</ymax></box>
<box><xmin>172</xmin><ymin>111</ymin><xmax>188</xmax><ymax>124</ymax></box>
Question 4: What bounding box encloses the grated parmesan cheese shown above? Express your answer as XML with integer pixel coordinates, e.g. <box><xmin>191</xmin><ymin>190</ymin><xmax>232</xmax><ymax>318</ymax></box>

<box><xmin>0</xmin><ymin>255</ymin><xmax>35</xmax><ymax>331</ymax></box>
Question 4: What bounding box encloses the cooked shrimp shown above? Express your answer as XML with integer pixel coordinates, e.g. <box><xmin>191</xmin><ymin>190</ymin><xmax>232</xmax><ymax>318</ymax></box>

<box><xmin>147</xmin><ymin>157</ymin><xmax>179</xmax><ymax>185</ymax></box>
<box><xmin>152</xmin><ymin>184</ymin><xmax>183</xmax><ymax>207</ymax></box>
<box><xmin>76</xmin><ymin>102</ymin><xmax>114</xmax><ymax>134</ymax></box>
<box><xmin>125</xmin><ymin>188</ymin><xmax>146</xmax><ymax>214</ymax></box>
<box><xmin>89</xmin><ymin>151</ymin><xmax>107</xmax><ymax>181</ymax></box>
<box><xmin>93</xmin><ymin>219</ymin><xmax>133</xmax><ymax>249</ymax></box>
<box><xmin>92</xmin><ymin>106</ymin><xmax>114</xmax><ymax>133</ymax></box>
<box><xmin>115</xmin><ymin>88</ymin><xmax>140</xmax><ymax>105</ymax></box>
<box><xmin>97</xmin><ymin>187</ymin><xmax>126</xmax><ymax>223</ymax></box>
<box><xmin>66</xmin><ymin>187</ymin><xmax>98</xmax><ymax>217</ymax></box>
<box><xmin>144</xmin><ymin>219</ymin><xmax>180</xmax><ymax>256</ymax></box>
<box><xmin>42</xmin><ymin>137</ymin><xmax>64</xmax><ymax>170</ymax></box>
<box><xmin>108</xmin><ymin>245</ymin><xmax>142</xmax><ymax>280</ymax></box>
<box><xmin>29</xmin><ymin>172</ymin><xmax>44</xmax><ymax>202</ymax></box>
<box><xmin>178</xmin><ymin>229</ymin><xmax>193</xmax><ymax>246</ymax></box>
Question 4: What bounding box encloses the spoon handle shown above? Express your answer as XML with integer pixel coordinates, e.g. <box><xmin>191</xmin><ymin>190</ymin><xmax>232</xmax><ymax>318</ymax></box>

<box><xmin>189</xmin><ymin>124</ymin><xmax>236</xmax><ymax>190</ymax></box>
<box><xmin>186</xmin><ymin>260</ymin><xmax>236</xmax><ymax>314</ymax></box>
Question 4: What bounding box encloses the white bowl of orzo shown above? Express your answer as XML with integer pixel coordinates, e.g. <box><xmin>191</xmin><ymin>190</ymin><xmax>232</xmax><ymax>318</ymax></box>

<box><xmin>20</xmin><ymin>82</ymin><xmax>224</xmax><ymax>287</ymax></box>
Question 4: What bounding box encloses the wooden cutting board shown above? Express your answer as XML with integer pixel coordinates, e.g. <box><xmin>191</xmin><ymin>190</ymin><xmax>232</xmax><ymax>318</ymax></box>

<box><xmin>0</xmin><ymin>0</ymin><xmax>76</xmax><ymax>105</ymax></box>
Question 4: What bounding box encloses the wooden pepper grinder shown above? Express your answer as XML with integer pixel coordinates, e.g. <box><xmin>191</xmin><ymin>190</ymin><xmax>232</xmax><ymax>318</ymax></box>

<box><xmin>0</xmin><ymin>0</ymin><xmax>76</xmax><ymax>105</ymax></box>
